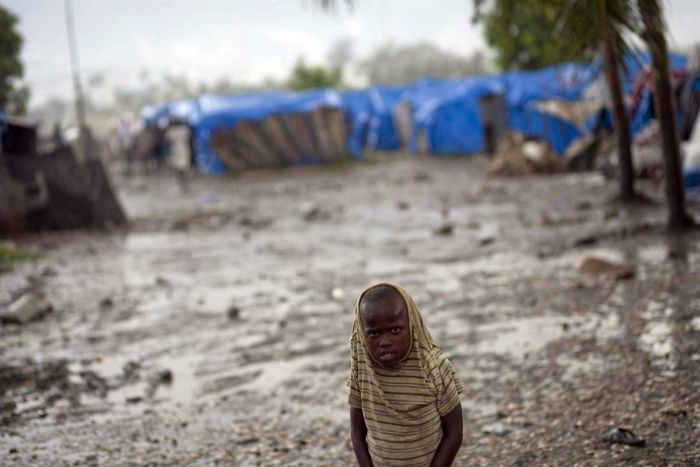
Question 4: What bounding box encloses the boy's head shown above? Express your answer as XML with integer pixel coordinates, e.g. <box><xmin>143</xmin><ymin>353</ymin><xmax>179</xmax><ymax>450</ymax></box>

<box><xmin>359</xmin><ymin>285</ymin><xmax>411</xmax><ymax>368</ymax></box>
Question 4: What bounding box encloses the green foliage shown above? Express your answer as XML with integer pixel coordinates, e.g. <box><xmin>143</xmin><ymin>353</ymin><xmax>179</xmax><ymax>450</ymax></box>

<box><xmin>558</xmin><ymin>0</ymin><xmax>640</xmax><ymax>63</ymax></box>
<box><xmin>287</xmin><ymin>59</ymin><xmax>342</xmax><ymax>91</ymax></box>
<box><xmin>0</xmin><ymin>244</ymin><xmax>35</xmax><ymax>263</ymax></box>
<box><xmin>0</xmin><ymin>5</ymin><xmax>29</xmax><ymax>114</ymax></box>
<box><xmin>479</xmin><ymin>0</ymin><xmax>594</xmax><ymax>71</ymax></box>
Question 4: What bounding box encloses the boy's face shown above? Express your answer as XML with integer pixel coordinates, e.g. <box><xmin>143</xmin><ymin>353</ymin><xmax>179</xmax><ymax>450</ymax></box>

<box><xmin>360</xmin><ymin>297</ymin><xmax>410</xmax><ymax>368</ymax></box>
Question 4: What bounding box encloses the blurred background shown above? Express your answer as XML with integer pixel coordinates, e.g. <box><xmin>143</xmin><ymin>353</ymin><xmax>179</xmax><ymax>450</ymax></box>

<box><xmin>1</xmin><ymin>1</ymin><xmax>700</xmax><ymax>465</ymax></box>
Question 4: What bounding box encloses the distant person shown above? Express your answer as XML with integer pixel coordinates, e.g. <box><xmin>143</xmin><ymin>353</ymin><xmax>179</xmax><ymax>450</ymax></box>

<box><xmin>165</xmin><ymin>118</ymin><xmax>192</xmax><ymax>191</ymax></box>
<box><xmin>348</xmin><ymin>283</ymin><xmax>463</xmax><ymax>467</ymax></box>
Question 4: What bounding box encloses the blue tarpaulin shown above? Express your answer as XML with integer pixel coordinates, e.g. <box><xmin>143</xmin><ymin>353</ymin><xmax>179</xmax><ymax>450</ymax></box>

<box><xmin>141</xmin><ymin>52</ymin><xmax>689</xmax><ymax>172</ymax></box>
<box><xmin>409</xmin><ymin>76</ymin><xmax>504</xmax><ymax>154</ymax></box>
<box><xmin>341</xmin><ymin>89</ymin><xmax>372</xmax><ymax>159</ymax></box>
<box><xmin>366</xmin><ymin>85</ymin><xmax>410</xmax><ymax>151</ymax></box>
<box><xmin>406</xmin><ymin>63</ymin><xmax>592</xmax><ymax>155</ymax></box>
<box><xmin>193</xmin><ymin>88</ymin><xmax>345</xmax><ymax>174</ymax></box>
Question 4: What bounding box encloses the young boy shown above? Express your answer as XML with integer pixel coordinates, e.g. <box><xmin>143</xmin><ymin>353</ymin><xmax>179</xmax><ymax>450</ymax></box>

<box><xmin>348</xmin><ymin>283</ymin><xmax>463</xmax><ymax>467</ymax></box>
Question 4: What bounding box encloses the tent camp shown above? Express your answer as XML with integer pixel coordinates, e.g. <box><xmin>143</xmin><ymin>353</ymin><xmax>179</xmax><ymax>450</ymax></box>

<box><xmin>140</xmin><ymin>52</ymin><xmax>691</xmax><ymax>173</ymax></box>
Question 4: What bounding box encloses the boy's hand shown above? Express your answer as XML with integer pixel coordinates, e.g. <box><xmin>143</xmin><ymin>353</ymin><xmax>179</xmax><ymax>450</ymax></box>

<box><xmin>430</xmin><ymin>403</ymin><xmax>463</xmax><ymax>467</ymax></box>
<box><xmin>350</xmin><ymin>407</ymin><xmax>374</xmax><ymax>467</ymax></box>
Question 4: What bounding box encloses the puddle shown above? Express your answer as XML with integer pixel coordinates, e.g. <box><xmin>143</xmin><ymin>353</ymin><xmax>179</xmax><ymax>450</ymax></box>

<box><xmin>448</xmin><ymin>315</ymin><xmax>589</xmax><ymax>357</ymax></box>
<box><xmin>201</xmin><ymin>354</ymin><xmax>324</xmax><ymax>400</ymax></box>
<box><xmin>90</xmin><ymin>354</ymin><xmax>200</xmax><ymax>408</ymax></box>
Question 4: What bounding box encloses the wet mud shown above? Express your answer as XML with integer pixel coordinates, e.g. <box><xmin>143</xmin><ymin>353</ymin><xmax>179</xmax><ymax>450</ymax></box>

<box><xmin>1</xmin><ymin>155</ymin><xmax>699</xmax><ymax>465</ymax></box>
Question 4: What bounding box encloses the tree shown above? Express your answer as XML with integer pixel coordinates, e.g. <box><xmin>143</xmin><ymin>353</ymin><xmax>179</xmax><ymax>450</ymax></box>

<box><xmin>287</xmin><ymin>59</ymin><xmax>342</xmax><ymax>91</ymax></box>
<box><xmin>565</xmin><ymin>0</ymin><xmax>639</xmax><ymax>200</ymax></box>
<box><xmin>475</xmin><ymin>0</ymin><xmax>638</xmax><ymax>200</ymax></box>
<box><xmin>478</xmin><ymin>0</ymin><xmax>593</xmax><ymax>71</ymax></box>
<box><xmin>0</xmin><ymin>5</ymin><xmax>29</xmax><ymax>115</ymax></box>
<box><xmin>637</xmin><ymin>0</ymin><xmax>691</xmax><ymax>230</ymax></box>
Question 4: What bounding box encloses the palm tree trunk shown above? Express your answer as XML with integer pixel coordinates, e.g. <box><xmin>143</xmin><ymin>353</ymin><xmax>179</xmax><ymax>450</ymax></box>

<box><xmin>602</xmin><ymin>26</ymin><xmax>635</xmax><ymax>200</ymax></box>
<box><xmin>639</xmin><ymin>0</ymin><xmax>690</xmax><ymax>230</ymax></box>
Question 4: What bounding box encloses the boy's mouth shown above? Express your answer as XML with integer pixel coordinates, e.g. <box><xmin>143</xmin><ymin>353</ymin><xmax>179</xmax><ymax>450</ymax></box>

<box><xmin>378</xmin><ymin>350</ymin><xmax>396</xmax><ymax>361</ymax></box>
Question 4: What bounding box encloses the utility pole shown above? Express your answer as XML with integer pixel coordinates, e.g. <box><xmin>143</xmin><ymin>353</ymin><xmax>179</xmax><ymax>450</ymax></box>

<box><xmin>64</xmin><ymin>0</ymin><xmax>88</xmax><ymax>157</ymax></box>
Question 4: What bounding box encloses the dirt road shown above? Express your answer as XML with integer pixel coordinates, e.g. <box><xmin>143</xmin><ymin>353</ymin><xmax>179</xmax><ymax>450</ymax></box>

<box><xmin>1</xmin><ymin>155</ymin><xmax>699</xmax><ymax>465</ymax></box>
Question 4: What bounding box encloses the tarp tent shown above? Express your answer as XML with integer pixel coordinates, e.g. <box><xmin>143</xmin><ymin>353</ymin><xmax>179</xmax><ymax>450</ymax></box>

<box><xmin>408</xmin><ymin>76</ymin><xmax>504</xmax><ymax>154</ymax></box>
<box><xmin>341</xmin><ymin>89</ymin><xmax>372</xmax><ymax>158</ymax></box>
<box><xmin>193</xmin><ymin>88</ymin><xmax>346</xmax><ymax>173</ymax></box>
<box><xmin>366</xmin><ymin>85</ymin><xmax>410</xmax><ymax>151</ymax></box>
<box><xmin>141</xmin><ymin>99</ymin><xmax>199</xmax><ymax>128</ymax></box>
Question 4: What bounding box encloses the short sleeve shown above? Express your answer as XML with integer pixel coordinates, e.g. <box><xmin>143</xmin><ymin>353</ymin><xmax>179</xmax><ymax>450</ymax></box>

<box><xmin>430</xmin><ymin>352</ymin><xmax>463</xmax><ymax>416</ymax></box>
<box><xmin>347</xmin><ymin>355</ymin><xmax>363</xmax><ymax>409</ymax></box>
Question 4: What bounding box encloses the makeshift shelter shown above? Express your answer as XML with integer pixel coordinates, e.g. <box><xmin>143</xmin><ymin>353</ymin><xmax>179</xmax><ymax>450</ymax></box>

<box><xmin>193</xmin><ymin>89</ymin><xmax>350</xmax><ymax>174</ymax></box>
<box><xmin>408</xmin><ymin>76</ymin><xmax>504</xmax><ymax>154</ymax></box>
<box><xmin>1</xmin><ymin>115</ymin><xmax>126</xmax><ymax>234</ymax></box>
<box><xmin>340</xmin><ymin>90</ymin><xmax>372</xmax><ymax>158</ymax></box>
<box><xmin>366</xmin><ymin>85</ymin><xmax>410</xmax><ymax>151</ymax></box>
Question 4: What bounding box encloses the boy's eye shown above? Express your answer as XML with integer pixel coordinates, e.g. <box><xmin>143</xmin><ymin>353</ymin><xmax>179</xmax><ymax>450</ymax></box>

<box><xmin>391</xmin><ymin>327</ymin><xmax>400</xmax><ymax>334</ymax></box>
<box><xmin>367</xmin><ymin>331</ymin><xmax>379</xmax><ymax>337</ymax></box>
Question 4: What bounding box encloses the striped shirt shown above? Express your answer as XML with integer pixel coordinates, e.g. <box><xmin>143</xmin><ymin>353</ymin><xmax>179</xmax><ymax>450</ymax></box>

<box><xmin>348</xmin><ymin>342</ymin><xmax>463</xmax><ymax>466</ymax></box>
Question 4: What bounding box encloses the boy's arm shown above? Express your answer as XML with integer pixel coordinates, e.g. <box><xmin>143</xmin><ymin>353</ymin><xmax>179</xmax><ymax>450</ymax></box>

<box><xmin>350</xmin><ymin>407</ymin><xmax>374</xmax><ymax>467</ymax></box>
<box><xmin>430</xmin><ymin>403</ymin><xmax>463</xmax><ymax>467</ymax></box>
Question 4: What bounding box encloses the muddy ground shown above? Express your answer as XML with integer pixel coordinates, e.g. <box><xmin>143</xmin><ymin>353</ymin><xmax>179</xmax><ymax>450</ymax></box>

<box><xmin>1</xmin><ymin>155</ymin><xmax>699</xmax><ymax>466</ymax></box>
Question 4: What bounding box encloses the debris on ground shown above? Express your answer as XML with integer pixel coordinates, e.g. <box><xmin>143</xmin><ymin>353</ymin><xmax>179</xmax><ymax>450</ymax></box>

<box><xmin>227</xmin><ymin>305</ymin><xmax>240</xmax><ymax>320</ymax></box>
<box><xmin>603</xmin><ymin>427</ymin><xmax>646</xmax><ymax>447</ymax></box>
<box><xmin>489</xmin><ymin>132</ymin><xmax>563</xmax><ymax>176</ymax></box>
<box><xmin>433</xmin><ymin>223</ymin><xmax>455</xmax><ymax>236</ymax></box>
<box><xmin>482</xmin><ymin>422</ymin><xmax>510</xmax><ymax>436</ymax></box>
<box><xmin>0</xmin><ymin>291</ymin><xmax>53</xmax><ymax>324</ymax></box>
<box><xmin>301</xmin><ymin>203</ymin><xmax>330</xmax><ymax>222</ymax></box>
<box><xmin>571</xmin><ymin>234</ymin><xmax>598</xmax><ymax>247</ymax></box>
<box><xmin>564</xmin><ymin>133</ymin><xmax>616</xmax><ymax>172</ymax></box>
<box><xmin>632</xmin><ymin>122</ymin><xmax>664</xmax><ymax>178</ymax></box>
<box><xmin>331</xmin><ymin>287</ymin><xmax>345</xmax><ymax>301</ymax></box>
<box><xmin>578</xmin><ymin>256</ymin><xmax>635</xmax><ymax>280</ymax></box>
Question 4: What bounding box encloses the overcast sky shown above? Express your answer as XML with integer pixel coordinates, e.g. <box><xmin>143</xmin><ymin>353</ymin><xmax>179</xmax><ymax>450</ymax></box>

<box><xmin>4</xmin><ymin>0</ymin><xmax>700</xmax><ymax>107</ymax></box>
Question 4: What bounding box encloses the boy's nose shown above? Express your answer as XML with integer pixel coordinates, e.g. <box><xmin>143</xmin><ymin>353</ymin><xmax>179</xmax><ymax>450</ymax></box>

<box><xmin>379</xmin><ymin>338</ymin><xmax>392</xmax><ymax>347</ymax></box>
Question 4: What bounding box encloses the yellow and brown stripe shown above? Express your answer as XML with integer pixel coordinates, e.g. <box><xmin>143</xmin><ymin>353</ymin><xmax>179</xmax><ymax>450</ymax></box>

<box><xmin>348</xmin><ymin>333</ymin><xmax>463</xmax><ymax>466</ymax></box>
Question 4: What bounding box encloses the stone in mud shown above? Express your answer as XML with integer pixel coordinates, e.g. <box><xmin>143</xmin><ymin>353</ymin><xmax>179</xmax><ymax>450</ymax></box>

<box><xmin>301</xmin><ymin>203</ymin><xmax>330</xmax><ymax>222</ymax></box>
<box><xmin>658</xmin><ymin>402</ymin><xmax>688</xmax><ymax>417</ymax></box>
<box><xmin>227</xmin><ymin>306</ymin><xmax>241</xmax><ymax>320</ymax></box>
<box><xmin>155</xmin><ymin>368</ymin><xmax>173</xmax><ymax>385</ymax></box>
<box><xmin>433</xmin><ymin>223</ymin><xmax>454</xmax><ymax>236</ymax></box>
<box><xmin>1</xmin><ymin>398</ymin><xmax>17</xmax><ymax>424</ymax></box>
<box><xmin>0</xmin><ymin>291</ymin><xmax>53</xmax><ymax>324</ymax></box>
<box><xmin>603</xmin><ymin>427</ymin><xmax>645</xmax><ymax>447</ymax></box>
<box><xmin>573</xmin><ymin>235</ymin><xmax>598</xmax><ymax>247</ymax></box>
<box><xmin>578</xmin><ymin>256</ymin><xmax>635</xmax><ymax>280</ymax></box>
<box><xmin>331</xmin><ymin>287</ymin><xmax>344</xmax><ymax>301</ymax></box>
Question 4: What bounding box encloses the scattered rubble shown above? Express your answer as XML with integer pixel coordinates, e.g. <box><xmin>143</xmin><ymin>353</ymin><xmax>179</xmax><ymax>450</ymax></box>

<box><xmin>489</xmin><ymin>132</ymin><xmax>563</xmax><ymax>176</ymax></box>
<box><xmin>227</xmin><ymin>305</ymin><xmax>241</xmax><ymax>320</ymax></box>
<box><xmin>433</xmin><ymin>223</ymin><xmax>455</xmax><ymax>236</ymax></box>
<box><xmin>0</xmin><ymin>291</ymin><xmax>53</xmax><ymax>324</ymax></box>
<box><xmin>603</xmin><ymin>427</ymin><xmax>645</xmax><ymax>447</ymax></box>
